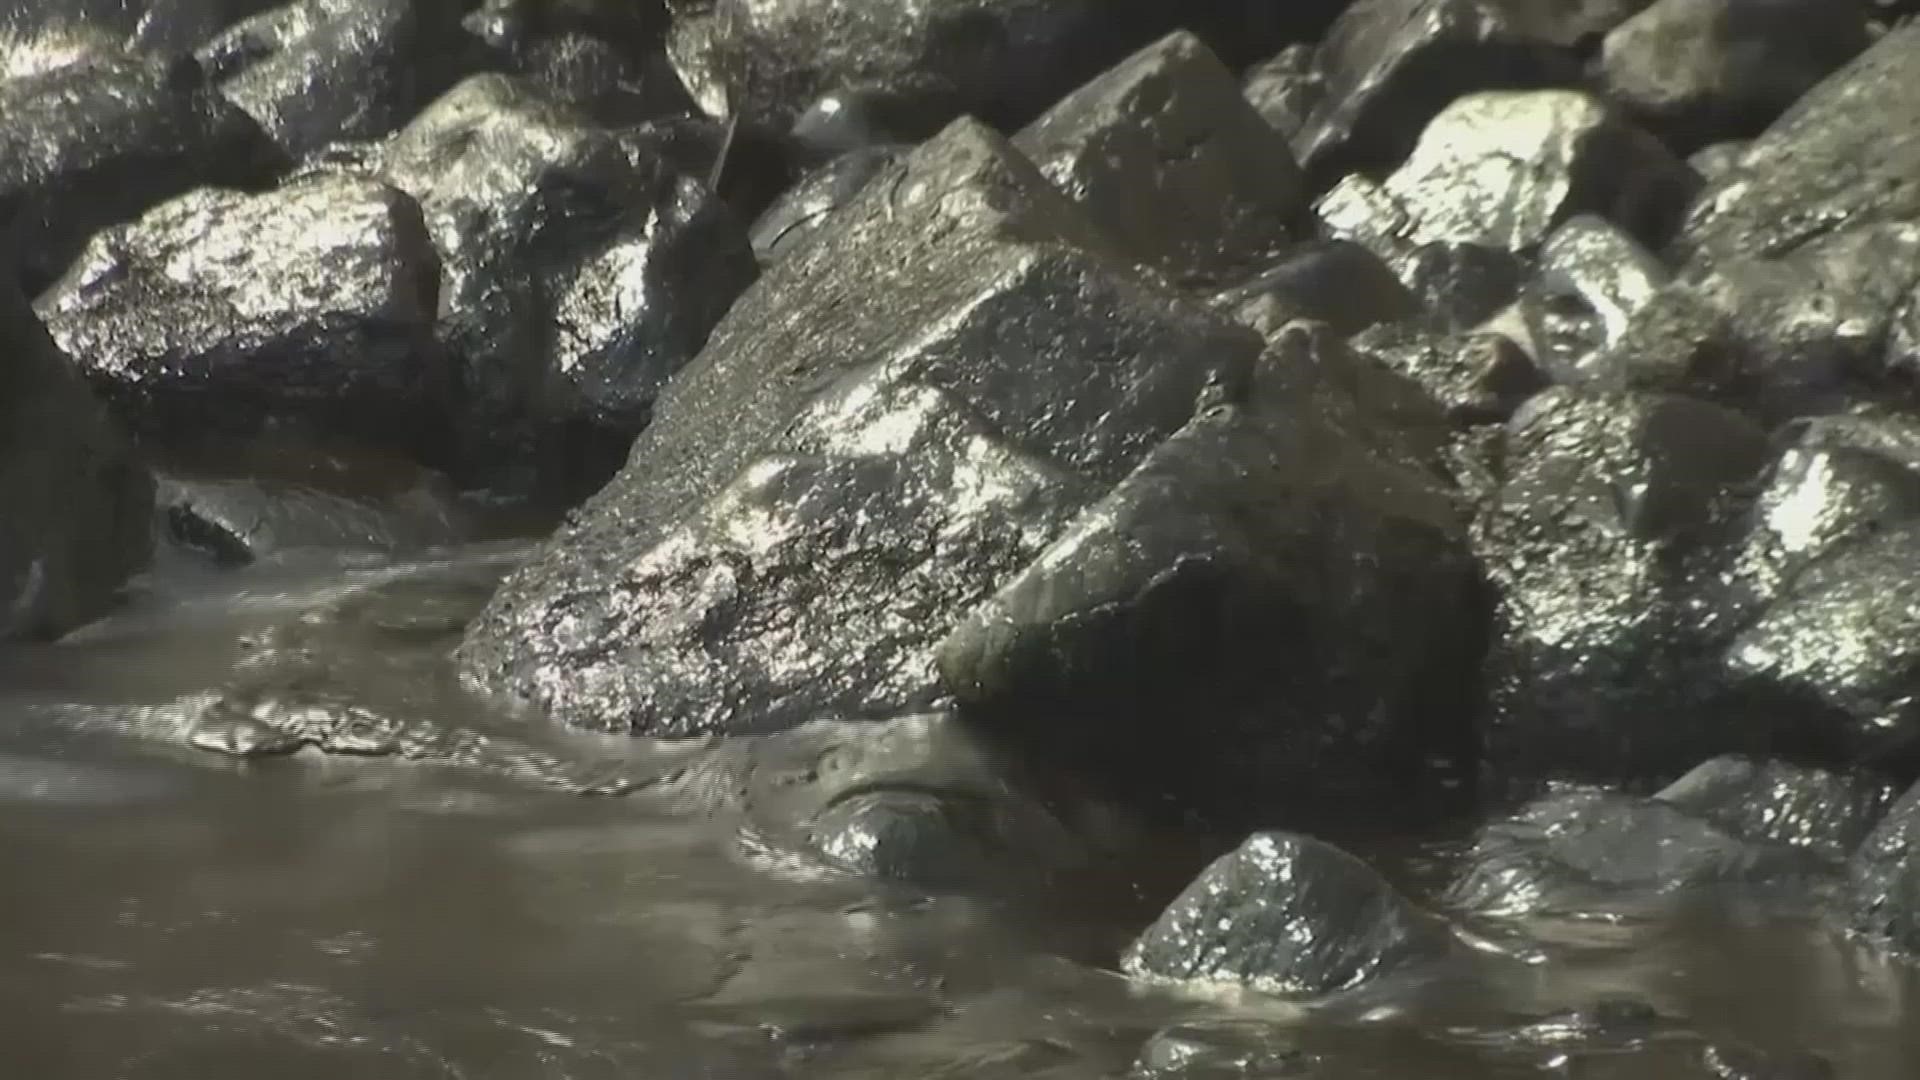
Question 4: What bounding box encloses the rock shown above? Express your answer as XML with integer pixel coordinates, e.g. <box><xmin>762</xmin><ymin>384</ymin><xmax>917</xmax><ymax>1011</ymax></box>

<box><xmin>1599</xmin><ymin>223</ymin><xmax>1920</xmax><ymax>418</ymax></box>
<box><xmin>1476</xmin><ymin>388</ymin><xmax>1771</xmax><ymax>786</ymax></box>
<box><xmin>940</xmin><ymin>324</ymin><xmax>1482</xmax><ymax>826</ymax></box>
<box><xmin>1012</xmin><ymin>31</ymin><xmax>1303</xmax><ymax>288</ymax></box>
<box><xmin>1295</xmin><ymin>0</ymin><xmax>1584</xmax><ymax>181</ymax></box>
<box><xmin>462</xmin><ymin>0</ymin><xmax>686</xmax><ymax>124</ymax></box>
<box><xmin>1652</xmin><ymin>755</ymin><xmax>1895</xmax><ymax>861</ymax></box>
<box><xmin>374</xmin><ymin>74</ymin><xmax>758</xmax><ymax>497</ymax></box>
<box><xmin>0</xmin><ymin>277</ymin><xmax>153</xmax><ymax>639</ymax></box>
<box><xmin>1213</xmin><ymin>241</ymin><xmax>1418</xmax><ymax>340</ymax></box>
<box><xmin>657</xmin><ymin>711</ymin><xmax>1094</xmax><ymax>889</ymax></box>
<box><xmin>1702</xmin><ymin>1044</ymin><xmax>1837</xmax><ymax>1080</ymax></box>
<box><xmin>195</xmin><ymin>0</ymin><xmax>476</xmax><ymax>156</ymax></box>
<box><xmin>157</xmin><ymin>465</ymin><xmax>468</xmax><ymax>565</ymax></box>
<box><xmin>1687</xmin><ymin>140</ymin><xmax>1749</xmax><ymax>181</ymax></box>
<box><xmin>1352</xmin><ymin>325</ymin><xmax>1546</xmax><ymax>425</ymax></box>
<box><xmin>1242</xmin><ymin>44</ymin><xmax>1323</xmax><ymax>144</ymax></box>
<box><xmin>1121</xmin><ymin>831</ymin><xmax>1450</xmax><ymax>996</ymax></box>
<box><xmin>1675</xmin><ymin>20</ymin><xmax>1920</xmax><ymax>266</ymax></box>
<box><xmin>1513</xmin><ymin>214</ymin><xmax>1670</xmax><ymax>379</ymax></box>
<box><xmin>1600</xmin><ymin>0</ymin><xmax>1871</xmax><ymax>152</ymax></box>
<box><xmin>34</xmin><ymin>172</ymin><xmax>448</xmax><ymax>458</ymax></box>
<box><xmin>1372</xmin><ymin>89</ymin><xmax>1699</xmax><ymax>255</ymax></box>
<box><xmin>457</xmin><ymin>118</ymin><xmax>1257</xmax><ymax>736</ymax></box>
<box><xmin>1395</xmin><ymin>240</ymin><xmax>1525</xmax><ymax>331</ymax></box>
<box><xmin>0</xmin><ymin>52</ymin><xmax>281</xmax><ymax>293</ymax></box>
<box><xmin>1131</xmin><ymin>1021</ymin><xmax>1314</xmax><ymax>1079</ymax></box>
<box><xmin>749</xmin><ymin>145</ymin><xmax>904</xmax><ymax>264</ymax></box>
<box><xmin>1724</xmin><ymin>522</ymin><xmax>1920</xmax><ymax>769</ymax></box>
<box><xmin>1446</xmin><ymin>787</ymin><xmax>1837</xmax><ymax>917</ymax></box>
<box><xmin>1847</xmin><ymin>778</ymin><xmax>1920</xmax><ymax>957</ymax></box>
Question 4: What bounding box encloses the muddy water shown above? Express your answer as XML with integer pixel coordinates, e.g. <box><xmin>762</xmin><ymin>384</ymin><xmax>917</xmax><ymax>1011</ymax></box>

<box><xmin>3</xmin><ymin>546</ymin><xmax>1919</xmax><ymax>1079</ymax></box>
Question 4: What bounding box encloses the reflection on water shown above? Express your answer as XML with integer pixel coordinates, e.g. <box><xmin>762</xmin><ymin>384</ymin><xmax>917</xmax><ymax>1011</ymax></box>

<box><xmin>2</xmin><ymin>545</ymin><xmax>1918</xmax><ymax>1079</ymax></box>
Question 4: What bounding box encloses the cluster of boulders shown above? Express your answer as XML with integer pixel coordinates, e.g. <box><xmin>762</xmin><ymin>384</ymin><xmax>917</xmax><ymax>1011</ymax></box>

<box><xmin>7</xmin><ymin>0</ymin><xmax>1920</xmax><ymax>1060</ymax></box>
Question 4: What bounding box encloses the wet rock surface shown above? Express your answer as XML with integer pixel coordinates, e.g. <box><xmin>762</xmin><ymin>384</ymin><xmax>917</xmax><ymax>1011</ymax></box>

<box><xmin>457</xmin><ymin>118</ymin><xmax>1257</xmax><ymax>737</ymax></box>
<box><xmin>1012</xmin><ymin>30</ymin><xmax>1303</xmax><ymax>287</ymax></box>
<box><xmin>941</xmin><ymin>325</ymin><xmax>1482</xmax><ymax>826</ymax></box>
<box><xmin>196</xmin><ymin>0</ymin><xmax>477</xmax><ymax>156</ymax></box>
<box><xmin>1122</xmin><ymin>831</ymin><xmax>1450</xmax><ymax>995</ymax></box>
<box><xmin>0</xmin><ymin>278</ymin><xmax>152</xmax><ymax>640</ymax></box>
<box><xmin>370</xmin><ymin>73</ymin><xmax>757</xmax><ymax>496</ymax></box>
<box><xmin>0</xmin><ymin>52</ymin><xmax>282</xmax><ymax>293</ymax></box>
<box><xmin>35</xmin><ymin>172</ymin><xmax>447</xmax><ymax>457</ymax></box>
<box><xmin>13</xmin><ymin>0</ymin><xmax>1920</xmax><ymax>1073</ymax></box>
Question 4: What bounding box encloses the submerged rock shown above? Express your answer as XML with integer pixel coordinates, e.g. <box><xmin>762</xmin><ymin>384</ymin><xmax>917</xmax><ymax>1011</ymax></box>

<box><xmin>1131</xmin><ymin>1021</ymin><xmax>1314</xmax><ymax>1079</ymax></box>
<box><xmin>1446</xmin><ymin>786</ymin><xmax>1837</xmax><ymax>917</ymax></box>
<box><xmin>1475</xmin><ymin>388</ymin><xmax>1770</xmax><ymax>785</ymax></box>
<box><xmin>1122</xmin><ymin>831</ymin><xmax>1450</xmax><ymax>996</ymax></box>
<box><xmin>374</xmin><ymin>74</ymin><xmax>757</xmax><ymax>496</ymax></box>
<box><xmin>0</xmin><ymin>52</ymin><xmax>281</xmax><ymax>293</ymax></box>
<box><xmin>941</xmin><ymin>324</ymin><xmax>1482</xmax><ymax>826</ymax></box>
<box><xmin>35</xmin><ymin>172</ymin><xmax>447</xmax><ymax>457</ymax></box>
<box><xmin>457</xmin><ymin>118</ymin><xmax>1256</xmax><ymax>737</ymax></box>
<box><xmin>1675</xmin><ymin>20</ymin><xmax>1920</xmax><ymax>266</ymax></box>
<box><xmin>196</xmin><ymin>0</ymin><xmax>476</xmax><ymax>156</ymax></box>
<box><xmin>0</xmin><ymin>279</ymin><xmax>152</xmax><ymax>640</ymax></box>
<box><xmin>658</xmin><ymin>711</ymin><xmax>1093</xmax><ymax>889</ymax></box>
<box><xmin>1295</xmin><ymin>0</ymin><xmax>1584</xmax><ymax>180</ymax></box>
<box><xmin>1652</xmin><ymin>755</ymin><xmax>1895</xmax><ymax>861</ymax></box>
<box><xmin>157</xmin><ymin>463</ymin><xmax>468</xmax><ymax>565</ymax></box>
<box><xmin>1012</xmin><ymin>30</ymin><xmax>1303</xmax><ymax>288</ymax></box>
<box><xmin>1599</xmin><ymin>0</ymin><xmax>1870</xmax><ymax>151</ymax></box>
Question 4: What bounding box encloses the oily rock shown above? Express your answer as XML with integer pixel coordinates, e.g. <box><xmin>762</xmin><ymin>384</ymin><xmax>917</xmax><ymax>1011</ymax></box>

<box><xmin>1446</xmin><ymin>781</ymin><xmax>1843</xmax><ymax>918</ymax></box>
<box><xmin>1295</xmin><ymin>0</ymin><xmax>1585</xmax><ymax>181</ymax></box>
<box><xmin>1012</xmin><ymin>31</ymin><xmax>1303</xmax><ymax>288</ymax></box>
<box><xmin>456</xmin><ymin>118</ymin><xmax>1258</xmax><ymax>737</ymax></box>
<box><xmin>373</xmin><ymin>74</ymin><xmax>757</xmax><ymax>497</ymax></box>
<box><xmin>1675</xmin><ymin>20</ymin><xmax>1920</xmax><ymax>266</ymax></box>
<box><xmin>748</xmin><ymin>146</ymin><xmax>904</xmax><ymax>265</ymax></box>
<box><xmin>940</xmin><ymin>324</ymin><xmax>1482</xmax><ymax>827</ymax></box>
<box><xmin>1509</xmin><ymin>214</ymin><xmax>1671</xmax><ymax>380</ymax></box>
<box><xmin>35</xmin><ymin>172</ymin><xmax>447</xmax><ymax>458</ymax></box>
<box><xmin>1371</xmin><ymin>89</ymin><xmax>1698</xmax><ymax>255</ymax></box>
<box><xmin>1475</xmin><ymin>387</ymin><xmax>1770</xmax><ymax>786</ymax></box>
<box><xmin>1122</xmin><ymin>831</ymin><xmax>1451</xmax><ymax>996</ymax></box>
<box><xmin>0</xmin><ymin>52</ymin><xmax>281</xmax><ymax>293</ymax></box>
<box><xmin>1597</xmin><ymin>222</ymin><xmax>1920</xmax><ymax>418</ymax></box>
<box><xmin>0</xmin><ymin>278</ymin><xmax>153</xmax><ymax>640</ymax></box>
<box><xmin>1241</xmin><ymin>44</ymin><xmax>1323</xmax><ymax>143</ymax></box>
<box><xmin>1652</xmin><ymin>755</ymin><xmax>1895</xmax><ymax>861</ymax></box>
<box><xmin>1351</xmin><ymin>324</ymin><xmax>1546</xmax><ymax>425</ymax></box>
<box><xmin>196</xmin><ymin>0</ymin><xmax>477</xmax><ymax>156</ymax></box>
<box><xmin>1212</xmin><ymin>240</ymin><xmax>1419</xmax><ymax>341</ymax></box>
<box><xmin>1847</xmin><ymin>778</ymin><xmax>1920</xmax><ymax>958</ymax></box>
<box><xmin>1599</xmin><ymin>0</ymin><xmax>1871</xmax><ymax>151</ymax></box>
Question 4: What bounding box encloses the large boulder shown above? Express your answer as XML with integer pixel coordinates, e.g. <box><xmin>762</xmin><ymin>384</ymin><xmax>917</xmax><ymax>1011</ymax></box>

<box><xmin>1012</xmin><ymin>31</ymin><xmax>1303</xmax><ymax>288</ymax></box>
<box><xmin>34</xmin><ymin>172</ymin><xmax>448</xmax><ymax>459</ymax></box>
<box><xmin>195</xmin><ymin>0</ymin><xmax>478</xmax><ymax>156</ymax></box>
<box><xmin>0</xmin><ymin>277</ymin><xmax>153</xmax><ymax>639</ymax></box>
<box><xmin>456</xmin><ymin>118</ymin><xmax>1259</xmax><ymax>736</ymax></box>
<box><xmin>940</xmin><ymin>324</ymin><xmax>1483</xmax><ymax>826</ymax></box>
<box><xmin>1599</xmin><ymin>0</ymin><xmax>1871</xmax><ymax>152</ymax></box>
<box><xmin>371</xmin><ymin>74</ymin><xmax>758</xmax><ymax>497</ymax></box>
<box><xmin>1475</xmin><ymin>388</ymin><xmax>1771</xmax><ymax>786</ymax></box>
<box><xmin>1121</xmin><ymin>831</ymin><xmax>1451</xmax><ymax>996</ymax></box>
<box><xmin>1674</xmin><ymin>20</ymin><xmax>1920</xmax><ymax>267</ymax></box>
<box><xmin>0</xmin><ymin>52</ymin><xmax>281</xmax><ymax>293</ymax></box>
<box><xmin>1324</xmin><ymin>89</ymin><xmax>1698</xmax><ymax>257</ymax></box>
